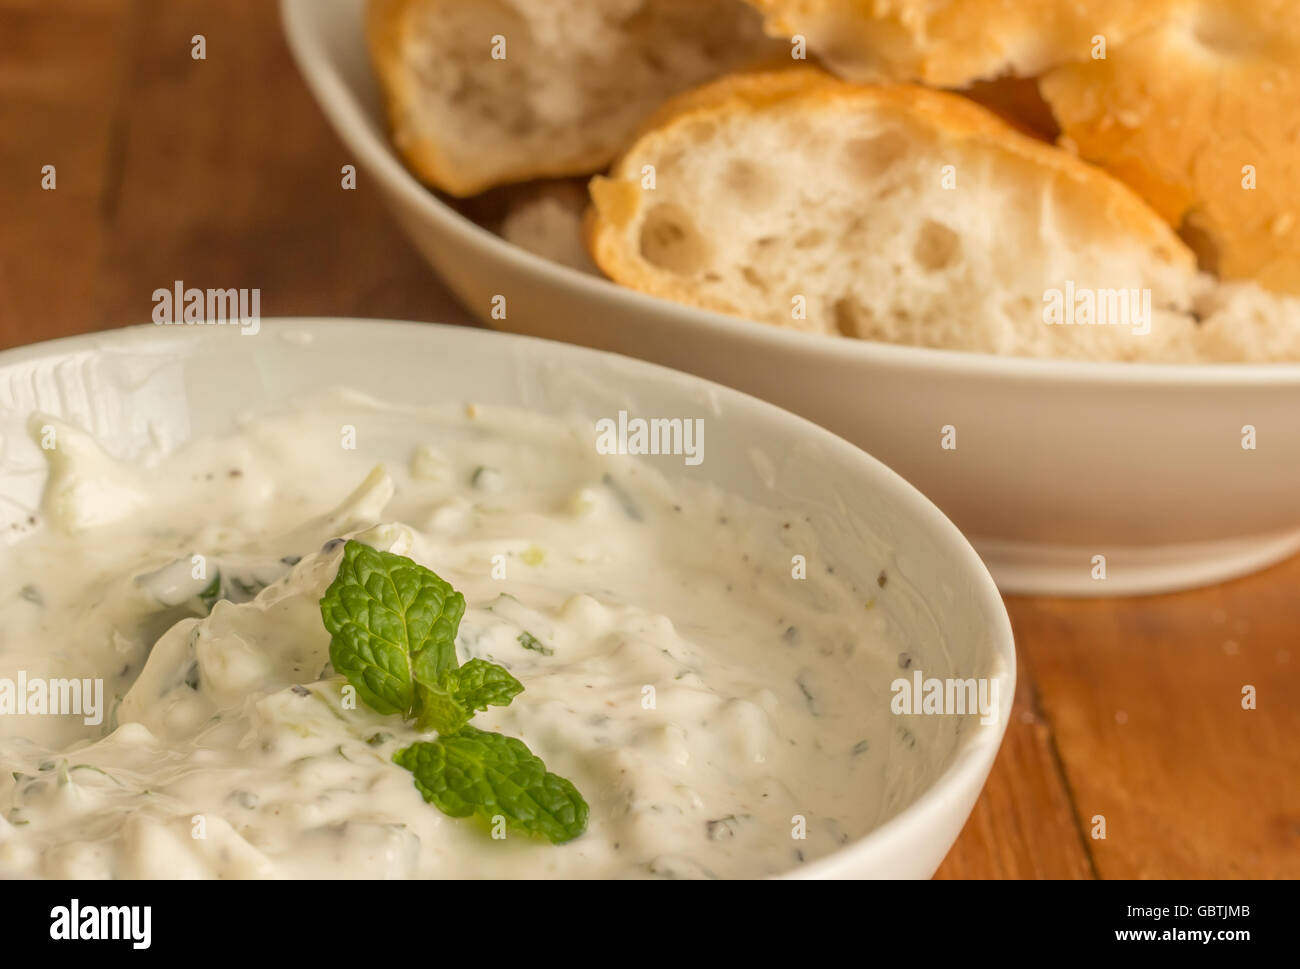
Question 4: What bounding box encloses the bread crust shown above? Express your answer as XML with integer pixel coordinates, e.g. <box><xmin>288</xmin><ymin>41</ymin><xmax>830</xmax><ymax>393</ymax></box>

<box><xmin>588</xmin><ymin>67</ymin><xmax>1195</xmax><ymax>305</ymax></box>
<box><xmin>743</xmin><ymin>0</ymin><xmax>1300</xmax><ymax>294</ymax></box>
<box><xmin>743</xmin><ymin>0</ymin><xmax>1182</xmax><ymax>86</ymax></box>
<box><xmin>368</xmin><ymin>0</ymin><xmax>788</xmax><ymax>197</ymax></box>
<box><xmin>367</xmin><ymin>0</ymin><xmax>557</xmax><ymax>196</ymax></box>
<box><xmin>1039</xmin><ymin>2</ymin><xmax>1300</xmax><ymax>293</ymax></box>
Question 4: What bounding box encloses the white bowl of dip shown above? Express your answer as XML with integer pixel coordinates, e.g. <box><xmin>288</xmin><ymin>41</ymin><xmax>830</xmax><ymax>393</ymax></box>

<box><xmin>0</xmin><ymin>319</ymin><xmax>1012</xmax><ymax>879</ymax></box>
<box><xmin>282</xmin><ymin>0</ymin><xmax>1300</xmax><ymax>597</ymax></box>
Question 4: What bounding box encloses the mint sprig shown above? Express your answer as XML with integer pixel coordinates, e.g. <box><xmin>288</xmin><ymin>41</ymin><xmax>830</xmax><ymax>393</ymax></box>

<box><xmin>448</xmin><ymin>657</ymin><xmax>525</xmax><ymax>712</ymax></box>
<box><xmin>412</xmin><ymin>660</ymin><xmax>523</xmax><ymax>734</ymax></box>
<box><xmin>319</xmin><ymin>540</ymin><xmax>585</xmax><ymax>845</ymax></box>
<box><xmin>320</xmin><ymin>541</ymin><xmax>464</xmax><ymax>717</ymax></box>
<box><xmin>395</xmin><ymin>726</ymin><xmax>588</xmax><ymax>844</ymax></box>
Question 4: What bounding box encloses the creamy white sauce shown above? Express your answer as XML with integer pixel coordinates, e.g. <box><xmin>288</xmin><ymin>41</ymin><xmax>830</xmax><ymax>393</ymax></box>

<box><xmin>0</xmin><ymin>390</ymin><xmax>953</xmax><ymax>878</ymax></box>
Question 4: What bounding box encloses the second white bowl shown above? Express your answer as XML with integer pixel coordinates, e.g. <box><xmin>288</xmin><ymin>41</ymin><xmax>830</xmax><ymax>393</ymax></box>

<box><xmin>282</xmin><ymin>0</ymin><xmax>1300</xmax><ymax>595</ymax></box>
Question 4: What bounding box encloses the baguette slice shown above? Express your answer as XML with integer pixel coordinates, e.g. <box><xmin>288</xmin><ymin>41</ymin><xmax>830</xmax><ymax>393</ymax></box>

<box><xmin>499</xmin><ymin>181</ymin><xmax>599</xmax><ymax>274</ymax></box>
<box><xmin>740</xmin><ymin>0</ymin><xmax>1181</xmax><ymax>87</ymax></box>
<box><xmin>743</xmin><ymin>1</ymin><xmax>1300</xmax><ymax>296</ymax></box>
<box><xmin>367</xmin><ymin>0</ymin><xmax>788</xmax><ymax>197</ymax></box>
<box><xmin>588</xmin><ymin>69</ymin><xmax>1214</xmax><ymax>362</ymax></box>
<box><xmin>1039</xmin><ymin>3</ymin><xmax>1300</xmax><ymax>294</ymax></box>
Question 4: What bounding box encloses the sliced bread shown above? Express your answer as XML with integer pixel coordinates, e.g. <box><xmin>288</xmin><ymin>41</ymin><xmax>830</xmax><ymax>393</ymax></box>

<box><xmin>1039</xmin><ymin>2</ymin><xmax>1300</xmax><ymax>294</ymax></box>
<box><xmin>367</xmin><ymin>0</ymin><xmax>788</xmax><ymax>197</ymax></box>
<box><xmin>739</xmin><ymin>0</ymin><xmax>1176</xmax><ymax>87</ymax></box>
<box><xmin>588</xmin><ymin>68</ymin><xmax>1221</xmax><ymax>362</ymax></box>
<box><xmin>742</xmin><ymin>1</ymin><xmax>1300</xmax><ymax>295</ymax></box>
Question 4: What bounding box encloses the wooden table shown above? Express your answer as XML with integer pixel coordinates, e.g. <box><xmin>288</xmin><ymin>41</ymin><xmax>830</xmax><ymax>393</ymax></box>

<box><xmin>3</xmin><ymin>0</ymin><xmax>1296</xmax><ymax>879</ymax></box>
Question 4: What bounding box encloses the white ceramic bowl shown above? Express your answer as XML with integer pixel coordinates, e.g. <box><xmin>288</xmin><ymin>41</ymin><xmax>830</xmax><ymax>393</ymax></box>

<box><xmin>282</xmin><ymin>0</ymin><xmax>1300</xmax><ymax>596</ymax></box>
<box><xmin>0</xmin><ymin>319</ymin><xmax>1013</xmax><ymax>878</ymax></box>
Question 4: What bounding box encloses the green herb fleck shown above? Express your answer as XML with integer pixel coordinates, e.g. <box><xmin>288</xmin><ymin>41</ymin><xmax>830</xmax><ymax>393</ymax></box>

<box><xmin>795</xmin><ymin>670</ymin><xmax>820</xmax><ymax>715</ymax></box>
<box><xmin>518</xmin><ymin>631</ymin><xmax>554</xmax><ymax>656</ymax></box>
<box><xmin>601</xmin><ymin>473</ymin><xmax>642</xmax><ymax>521</ymax></box>
<box><xmin>197</xmin><ymin>574</ymin><xmax>222</xmax><ymax>612</ymax></box>
<box><xmin>706</xmin><ymin>814</ymin><xmax>750</xmax><ymax>841</ymax></box>
<box><xmin>471</xmin><ymin>466</ymin><xmax>503</xmax><ymax>492</ymax></box>
<box><xmin>69</xmin><ymin>764</ymin><xmax>122</xmax><ymax>786</ymax></box>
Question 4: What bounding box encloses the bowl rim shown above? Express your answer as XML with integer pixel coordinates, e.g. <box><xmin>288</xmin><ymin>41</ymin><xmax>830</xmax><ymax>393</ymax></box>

<box><xmin>280</xmin><ymin>0</ymin><xmax>1300</xmax><ymax>389</ymax></box>
<box><xmin>2</xmin><ymin>316</ymin><xmax>1017</xmax><ymax>878</ymax></box>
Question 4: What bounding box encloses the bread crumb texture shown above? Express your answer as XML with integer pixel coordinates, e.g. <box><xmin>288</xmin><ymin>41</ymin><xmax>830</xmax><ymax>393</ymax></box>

<box><xmin>743</xmin><ymin>0</ymin><xmax>1300</xmax><ymax>295</ymax></box>
<box><xmin>368</xmin><ymin>0</ymin><xmax>787</xmax><ymax>196</ymax></box>
<box><xmin>589</xmin><ymin>68</ymin><xmax>1300</xmax><ymax>362</ymax></box>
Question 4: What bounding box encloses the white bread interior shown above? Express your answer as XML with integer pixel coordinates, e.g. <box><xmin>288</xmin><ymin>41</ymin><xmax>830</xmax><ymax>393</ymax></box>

<box><xmin>742</xmin><ymin>1</ymin><xmax>1300</xmax><ymax>296</ymax></box>
<box><xmin>367</xmin><ymin>0</ymin><xmax>788</xmax><ymax>197</ymax></box>
<box><xmin>587</xmin><ymin>69</ymin><xmax>1300</xmax><ymax>362</ymax></box>
<box><xmin>500</xmin><ymin>181</ymin><xmax>598</xmax><ymax>274</ymax></box>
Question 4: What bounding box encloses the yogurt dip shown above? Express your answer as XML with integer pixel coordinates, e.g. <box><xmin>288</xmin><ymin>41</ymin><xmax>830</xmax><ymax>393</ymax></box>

<box><xmin>0</xmin><ymin>389</ymin><xmax>950</xmax><ymax>878</ymax></box>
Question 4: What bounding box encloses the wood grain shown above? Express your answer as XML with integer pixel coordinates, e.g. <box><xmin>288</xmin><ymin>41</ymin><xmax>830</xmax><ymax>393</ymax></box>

<box><xmin>2</xmin><ymin>0</ymin><xmax>1296</xmax><ymax>879</ymax></box>
<box><xmin>934</xmin><ymin>634</ymin><xmax>1095</xmax><ymax>879</ymax></box>
<box><xmin>0</xmin><ymin>0</ymin><xmax>131</xmax><ymax>348</ymax></box>
<box><xmin>1014</xmin><ymin>554</ymin><xmax>1300</xmax><ymax>879</ymax></box>
<box><xmin>0</xmin><ymin>0</ymin><xmax>469</xmax><ymax>352</ymax></box>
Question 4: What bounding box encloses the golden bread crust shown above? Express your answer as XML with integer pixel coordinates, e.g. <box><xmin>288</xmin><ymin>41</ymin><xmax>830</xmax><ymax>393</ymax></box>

<box><xmin>588</xmin><ymin>67</ymin><xmax>1195</xmax><ymax>301</ymax></box>
<box><xmin>743</xmin><ymin>0</ymin><xmax>1300</xmax><ymax>293</ymax></box>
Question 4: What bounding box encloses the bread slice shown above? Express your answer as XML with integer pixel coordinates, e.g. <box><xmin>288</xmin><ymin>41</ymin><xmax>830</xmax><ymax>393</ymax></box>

<box><xmin>741</xmin><ymin>0</ymin><xmax>1176</xmax><ymax>87</ymax></box>
<box><xmin>743</xmin><ymin>1</ymin><xmax>1300</xmax><ymax>296</ymax></box>
<box><xmin>499</xmin><ymin>180</ymin><xmax>599</xmax><ymax>274</ymax></box>
<box><xmin>367</xmin><ymin>0</ymin><xmax>788</xmax><ymax>197</ymax></box>
<box><xmin>587</xmin><ymin>68</ymin><xmax>1220</xmax><ymax>362</ymax></box>
<box><xmin>1039</xmin><ymin>2</ymin><xmax>1300</xmax><ymax>295</ymax></box>
<box><xmin>1191</xmin><ymin>281</ymin><xmax>1300</xmax><ymax>363</ymax></box>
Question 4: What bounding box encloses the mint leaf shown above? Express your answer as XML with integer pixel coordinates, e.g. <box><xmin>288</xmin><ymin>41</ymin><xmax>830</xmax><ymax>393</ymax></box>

<box><xmin>320</xmin><ymin>544</ymin><xmax>585</xmax><ymax>845</ymax></box>
<box><xmin>319</xmin><ymin>540</ymin><xmax>465</xmax><ymax>717</ymax></box>
<box><xmin>394</xmin><ymin>726</ymin><xmax>588</xmax><ymax>844</ymax></box>
<box><xmin>452</xmin><ymin>658</ymin><xmax>523</xmax><ymax>713</ymax></box>
<box><xmin>413</xmin><ymin>660</ymin><xmax>522</xmax><ymax>735</ymax></box>
<box><xmin>414</xmin><ymin>680</ymin><xmax>470</xmax><ymax>734</ymax></box>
